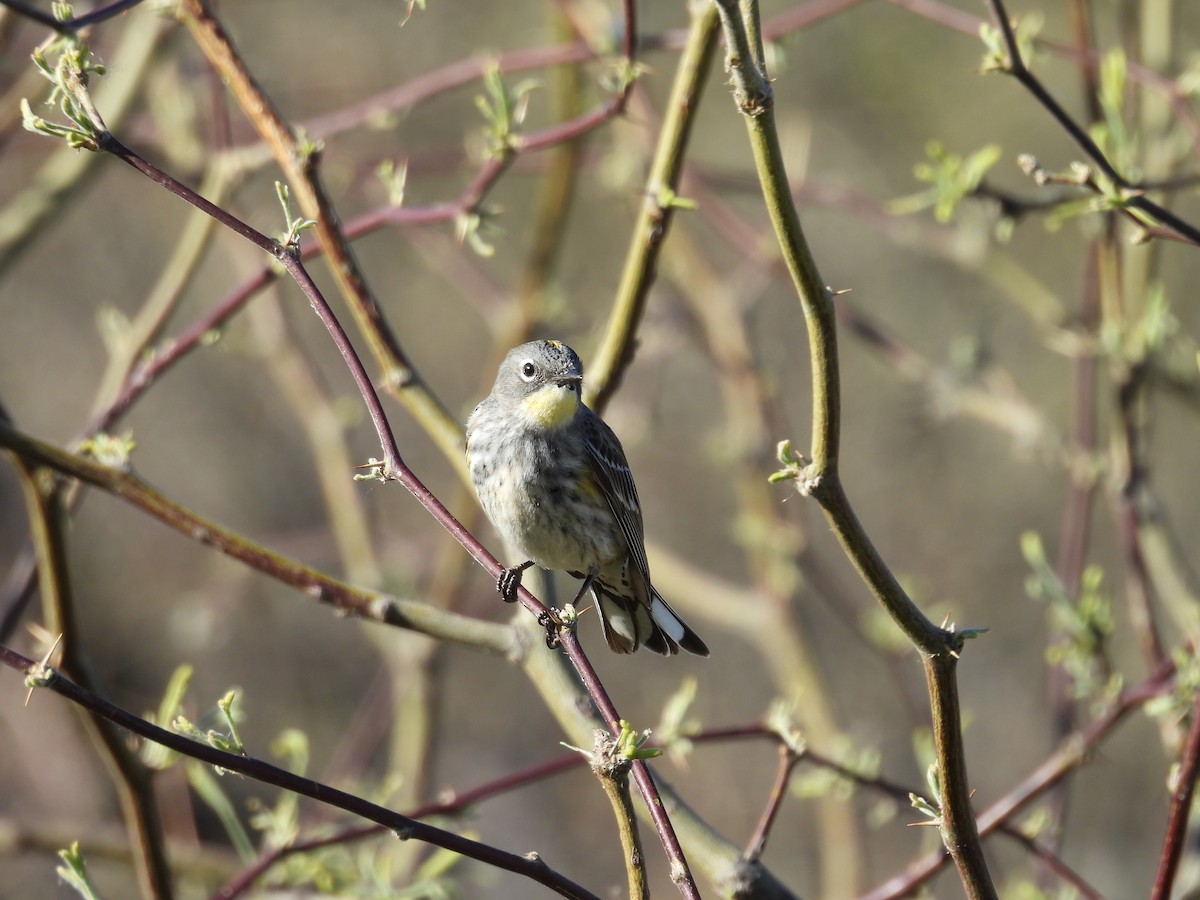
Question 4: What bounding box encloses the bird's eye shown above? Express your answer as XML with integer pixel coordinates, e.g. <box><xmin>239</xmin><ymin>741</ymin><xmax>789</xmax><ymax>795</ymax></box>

<box><xmin>519</xmin><ymin>360</ymin><xmax>538</xmax><ymax>381</ymax></box>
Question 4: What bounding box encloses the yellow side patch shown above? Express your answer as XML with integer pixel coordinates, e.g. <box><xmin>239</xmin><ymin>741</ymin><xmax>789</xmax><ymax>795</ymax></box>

<box><xmin>520</xmin><ymin>384</ymin><xmax>578</xmax><ymax>429</ymax></box>
<box><xmin>576</xmin><ymin>467</ymin><xmax>603</xmax><ymax>501</ymax></box>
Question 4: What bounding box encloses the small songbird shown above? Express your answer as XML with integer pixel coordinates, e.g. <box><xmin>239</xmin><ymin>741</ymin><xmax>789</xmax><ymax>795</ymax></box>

<box><xmin>465</xmin><ymin>340</ymin><xmax>709</xmax><ymax>656</ymax></box>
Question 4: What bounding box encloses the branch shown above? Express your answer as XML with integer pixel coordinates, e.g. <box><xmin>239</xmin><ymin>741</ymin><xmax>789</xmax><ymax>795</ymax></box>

<box><xmin>994</xmin><ymin>826</ymin><xmax>1104</xmax><ymax>900</ymax></box>
<box><xmin>8</xmin><ymin>455</ymin><xmax>174</xmax><ymax>898</ymax></box>
<box><xmin>1151</xmin><ymin>686</ymin><xmax>1200</xmax><ymax>899</ymax></box>
<box><xmin>586</xmin><ymin>728</ymin><xmax>650</xmax><ymax>900</ymax></box>
<box><xmin>0</xmin><ymin>418</ymin><xmax>513</xmax><ymax>654</ymax></box>
<box><xmin>175</xmin><ymin>0</ymin><xmax>467</xmax><ymax>470</ymax></box>
<box><xmin>983</xmin><ymin>0</ymin><xmax>1200</xmax><ymax>245</ymax></box>
<box><xmin>0</xmin><ymin>0</ymin><xmax>145</xmax><ymax>32</ymax></box>
<box><xmin>1113</xmin><ymin>359</ymin><xmax>1168</xmax><ymax>669</ymax></box>
<box><xmin>588</xmin><ymin>2</ymin><xmax>721</xmax><ymax>412</ymax></box>
<box><xmin>711</xmin><ymin>0</ymin><xmax>994</xmax><ymax>895</ymax></box>
<box><xmin>0</xmin><ymin>9</ymin><xmax>166</xmax><ymax>278</ymax></box>
<box><xmin>553</xmin><ymin>627</ymin><xmax>701</xmax><ymax>897</ymax></box>
<box><xmin>216</xmin><ymin>752</ymin><xmax>584</xmax><ymax>899</ymax></box>
<box><xmin>19</xmin><ymin>50</ymin><xmax>779</xmax><ymax>895</ymax></box>
<box><xmin>0</xmin><ymin>644</ymin><xmax>601</xmax><ymax>900</ymax></box>
<box><xmin>694</xmin><ymin>721</ymin><xmax>1108</xmax><ymax>899</ymax></box>
<box><xmin>743</xmin><ymin>744</ymin><xmax>800</xmax><ymax>862</ymax></box>
<box><xmin>863</xmin><ymin>658</ymin><xmax>1176</xmax><ymax>898</ymax></box>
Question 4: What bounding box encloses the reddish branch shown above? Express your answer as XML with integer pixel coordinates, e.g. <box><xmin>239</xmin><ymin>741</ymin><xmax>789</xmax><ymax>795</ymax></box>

<box><xmin>1151</xmin><ymin>690</ymin><xmax>1200</xmax><ymax>899</ymax></box>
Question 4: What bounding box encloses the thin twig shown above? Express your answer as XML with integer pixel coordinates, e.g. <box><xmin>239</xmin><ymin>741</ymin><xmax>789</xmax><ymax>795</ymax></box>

<box><xmin>983</xmin><ymin>0</ymin><xmax>1200</xmax><ymax>245</ymax></box>
<box><xmin>216</xmin><ymin>752</ymin><xmax>585</xmax><ymax>899</ymax></box>
<box><xmin>0</xmin><ymin>418</ymin><xmax>513</xmax><ymax>652</ymax></box>
<box><xmin>995</xmin><ymin>826</ymin><xmax>1104</xmax><ymax>900</ymax></box>
<box><xmin>744</xmin><ymin>744</ymin><xmax>800</xmax><ymax>862</ymax></box>
<box><xmin>45</xmin><ymin>53</ymin><xmax>722</xmax><ymax>891</ymax></box>
<box><xmin>0</xmin><ymin>644</ymin><xmax>601</xmax><ymax>900</ymax></box>
<box><xmin>1039</xmin><ymin>234</ymin><xmax>1108</xmax><ymax>885</ymax></box>
<box><xmin>712</xmin><ymin>0</ymin><xmax>994</xmax><ymax>894</ymax></box>
<box><xmin>589</xmin><ymin>1</ymin><xmax>721</xmax><ymax>413</ymax></box>
<box><xmin>1114</xmin><ymin>361</ymin><xmax>1168</xmax><ymax>670</ymax></box>
<box><xmin>555</xmin><ymin>627</ymin><xmax>701</xmax><ymax>897</ymax></box>
<box><xmin>1150</xmin><ymin>679</ymin><xmax>1200</xmax><ymax>898</ymax></box>
<box><xmin>0</xmin><ymin>0</ymin><xmax>144</xmax><ymax>32</ymax></box>
<box><xmin>589</xmin><ymin>731</ymin><xmax>650</xmax><ymax>900</ymax></box>
<box><xmin>175</xmin><ymin>0</ymin><xmax>466</xmax><ymax>468</ymax></box>
<box><xmin>8</xmin><ymin>457</ymin><xmax>174</xmax><ymax>898</ymax></box>
<box><xmin>692</xmin><ymin>721</ymin><xmax>1111</xmax><ymax>899</ymax></box>
<box><xmin>0</xmin><ymin>9</ymin><xmax>166</xmax><ymax>278</ymax></box>
<box><xmin>862</xmin><ymin>658</ymin><xmax>1176</xmax><ymax>899</ymax></box>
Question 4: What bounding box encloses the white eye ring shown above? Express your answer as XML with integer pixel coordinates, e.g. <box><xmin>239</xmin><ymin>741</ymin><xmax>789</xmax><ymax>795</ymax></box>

<box><xmin>519</xmin><ymin>360</ymin><xmax>538</xmax><ymax>381</ymax></box>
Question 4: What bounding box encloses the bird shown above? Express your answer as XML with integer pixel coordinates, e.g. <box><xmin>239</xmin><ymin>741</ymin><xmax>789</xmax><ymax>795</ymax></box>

<box><xmin>465</xmin><ymin>339</ymin><xmax>709</xmax><ymax>656</ymax></box>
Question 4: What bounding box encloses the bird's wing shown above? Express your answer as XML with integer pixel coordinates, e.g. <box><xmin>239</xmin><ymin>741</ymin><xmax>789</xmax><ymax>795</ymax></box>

<box><xmin>581</xmin><ymin>409</ymin><xmax>653</xmax><ymax>597</ymax></box>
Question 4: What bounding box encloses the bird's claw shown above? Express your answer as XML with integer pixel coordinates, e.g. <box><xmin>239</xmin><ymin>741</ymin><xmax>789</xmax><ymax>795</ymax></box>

<box><xmin>537</xmin><ymin>608</ymin><xmax>563</xmax><ymax>649</ymax></box>
<box><xmin>496</xmin><ymin>561</ymin><xmax>533</xmax><ymax>603</ymax></box>
<box><xmin>497</xmin><ymin>569</ymin><xmax>522</xmax><ymax>603</ymax></box>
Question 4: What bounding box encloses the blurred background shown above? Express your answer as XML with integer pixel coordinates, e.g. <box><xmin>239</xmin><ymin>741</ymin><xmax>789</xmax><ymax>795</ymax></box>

<box><xmin>3</xmin><ymin>0</ymin><xmax>1200</xmax><ymax>897</ymax></box>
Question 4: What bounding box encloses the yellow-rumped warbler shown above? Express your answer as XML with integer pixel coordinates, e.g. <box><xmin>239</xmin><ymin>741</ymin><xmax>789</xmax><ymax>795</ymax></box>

<box><xmin>465</xmin><ymin>340</ymin><xmax>709</xmax><ymax>656</ymax></box>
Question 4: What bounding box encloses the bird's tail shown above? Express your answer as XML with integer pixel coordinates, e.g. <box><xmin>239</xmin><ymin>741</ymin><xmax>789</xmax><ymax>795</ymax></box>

<box><xmin>594</xmin><ymin>585</ymin><xmax>709</xmax><ymax>657</ymax></box>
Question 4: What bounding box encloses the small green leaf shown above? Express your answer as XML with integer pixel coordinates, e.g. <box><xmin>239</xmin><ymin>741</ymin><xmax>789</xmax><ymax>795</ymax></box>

<box><xmin>474</xmin><ymin>63</ymin><xmax>540</xmax><ymax>158</ymax></box>
<box><xmin>655</xmin><ymin>185</ymin><xmax>698</xmax><ymax>211</ymax></box>
<box><xmin>217</xmin><ymin>691</ymin><xmax>245</xmax><ymax>756</ymax></box>
<box><xmin>186</xmin><ymin>761</ymin><xmax>257</xmax><ymax>861</ymax></box>
<box><xmin>56</xmin><ymin>842</ymin><xmax>100</xmax><ymax>900</ymax></box>
<box><xmin>142</xmin><ymin>664</ymin><xmax>193</xmax><ymax>770</ymax></box>
<box><xmin>377</xmin><ymin>159</ymin><xmax>408</xmax><ymax>207</ymax></box>
<box><xmin>600</xmin><ymin>58</ymin><xmax>648</xmax><ymax>95</ymax></box>
<box><xmin>765</xmin><ymin>699</ymin><xmax>805</xmax><ymax>754</ymax></box>
<box><xmin>1097</xmin><ymin>50</ymin><xmax>1137</xmax><ymax>172</ymax></box>
<box><xmin>892</xmin><ymin>142</ymin><xmax>1003</xmax><ymax>223</ymax></box>
<box><xmin>456</xmin><ymin>210</ymin><xmax>498</xmax><ymax>258</ymax></box>
<box><xmin>1099</xmin><ymin>50</ymin><xmax>1127</xmax><ymax>119</ymax></box>
<box><xmin>274</xmin><ymin>181</ymin><xmax>317</xmax><ymax>247</ymax></box>
<box><xmin>615</xmin><ymin>720</ymin><xmax>662</xmax><ymax>761</ymax></box>
<box><xmin>77</xmin><ymin>431</ymin><xmax>136</xmax><ymax>470</ymax></box>
<box><xmin>977</xmin><ymin>24</ymin><xmax>1007</xmax><ymax>73</ymax></box>
<box><xmin>769</xmin><ymin>438</ymin><xmax>807</xmax><ymax>484</ymax></box>
<box><xmin>954</xmin><ymin>627</ymin><xmax>990</xmax><ymax>641</ymax></box>
<box><xmin>909</xmin><ymin>791</ymin><xmax>940</xmax><ymax>823</ymax></box>
<box><xmin>657</xmin><ymin>677</ymin><xmax>698</xmax><ymax>742</ymax></box>
<box><xmin>1025</xmin><ymin>531</ymin><xmax>1114</xmax><ymax>700</ymax></box>
<box><xmin>20</xmin><ymin>30</ymin><xmax>105</xmax><ymax>150</ymax></box>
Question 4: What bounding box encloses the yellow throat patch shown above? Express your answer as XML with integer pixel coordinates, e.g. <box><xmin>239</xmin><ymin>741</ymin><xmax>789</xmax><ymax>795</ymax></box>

<box><xmin>520</xmin><ymin>383</ymin><xmax>578</xmax><ymax>429</ymax></box>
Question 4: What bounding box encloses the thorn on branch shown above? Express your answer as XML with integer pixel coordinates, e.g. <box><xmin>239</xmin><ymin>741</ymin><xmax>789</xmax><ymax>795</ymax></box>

<box><xmin>24</xmin><ymin>634</ymin><xmax>63</xmax><ymax>706</ymax></box>
<box><xmin>352</xmin><ymin>458</ymin><xmax>388</xmax><ymax>482</ymax></box>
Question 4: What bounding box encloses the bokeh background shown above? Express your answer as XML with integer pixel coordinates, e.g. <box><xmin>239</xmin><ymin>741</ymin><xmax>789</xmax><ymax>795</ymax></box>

<box><xmin>3</xmin><ymin>0</ymin><xmax>1200</xmax><ymax>897</ymax></box>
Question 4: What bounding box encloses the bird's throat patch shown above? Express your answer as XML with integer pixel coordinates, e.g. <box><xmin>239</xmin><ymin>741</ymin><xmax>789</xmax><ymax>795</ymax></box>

<box><xmin>521</xmin><ymin>384</ymin><xmax>578</xmax><ymax>429</ymax></box>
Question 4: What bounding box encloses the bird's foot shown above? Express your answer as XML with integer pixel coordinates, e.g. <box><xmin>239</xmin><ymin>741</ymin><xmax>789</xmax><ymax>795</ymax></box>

<box><xmin>537</xmin><ymin>607</ymin><xmax>565</xmax><ymax>649</ymax></box>
<box><xmin>497</xmin><ymin>560</ymin><xmax>535</xmax><ymax>603</ymax></box>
